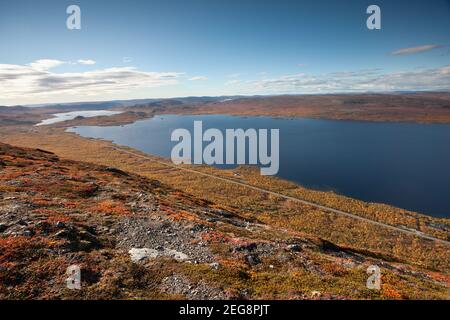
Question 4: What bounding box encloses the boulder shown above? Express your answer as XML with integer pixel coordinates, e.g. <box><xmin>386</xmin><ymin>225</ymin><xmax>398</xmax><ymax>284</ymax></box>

<box><xmin>129</xmin><ymin>248</ymin><xmax>159</xmax><ymax>262</ymax></box>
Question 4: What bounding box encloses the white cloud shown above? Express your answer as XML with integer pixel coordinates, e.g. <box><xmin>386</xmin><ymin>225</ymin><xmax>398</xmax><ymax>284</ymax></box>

<box><xmin>391</xmin><ymin>44</ymin><xmax>442</xmax><ymax>55</ymax></box>
<box><xmin>122</xmin><ymin>57</ymin><xmax>133</xmax><ymax>63</ymax></box>
<box><xmin>226</xmin><ymin>66</ymin><xmax>450</xmax><ymax>94</ymax></box>
<box><xmin>188</xmin><ymin>76</ymin><xmax>208</xmax><ymax>81</ymax></box>
<box><xmin>77</xmin><ymin>59</ymin><xmax>96</xmax><ymax>65</ymax></box>
<box><xmin>28</xmin><ymin>59</ymin><xmax>66</xmax><ymax>71</ymax></box>
<box><xmin>0</xmin><ymin>59</ymin><xmax>183</xmax><ymax>101</ymax></box>
<box><xmin>27</xmin><ymin>59</ymin><xmax>97</xmax><ymax>71</ymax></box>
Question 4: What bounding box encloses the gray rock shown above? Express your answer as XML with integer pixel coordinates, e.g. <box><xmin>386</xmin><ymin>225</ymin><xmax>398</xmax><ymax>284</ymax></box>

<box><xmin>287</xmin><ymin>244</ymin><xmax>302</xmax><ymax>252</ymax></box>
<box><xmin>23</xmin><ymin>228</ymin><xmax>35</xmax><ymax>237</ymax></box>
<box><xmin>233</xmin><ymin>243</ymin><xmax>257</xmax><ymax>253</ymax></box>
<box><xmin>129</xmin><ymin>248</ymin><xmax>159</xmax><ymax>262</ymax></box>
<box><xmin>165</xmin><ymin>249</ymin><xmax>189</xmax><ymax>261</ymax></box>
<box><xmin>128</xmin><ymin>247</ymin><xmax>190</xmax><ymax>263</ymax></box>
<box><xmin>54</xmin><ymin>230</ymin><xmax>70</xmax><ymax>239</ymax></box>
<box><xmin>245</xmin><ymin>254</ymin><xmax>261</xmax><ymax>266</ymax></box>
<box><xmin>55</xmin><ymin>221</ymin><xmax>66</xmax><ymax>228</ymax></box>
<box><xmin>0</xmin><ymin>224</ymin><xmax>8</xmax><ymax>233</ymax></box>
<box><xmin>209</xmin><ymin>262</ymin><xmax>220</xmax><ymax>270</ymax></box>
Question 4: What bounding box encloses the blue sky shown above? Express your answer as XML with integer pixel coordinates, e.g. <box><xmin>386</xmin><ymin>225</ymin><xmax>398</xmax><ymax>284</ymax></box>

<box><xmin>0</xmin><ymin>0</ymin><xmax>449</xmax><ymax>105</ymax></box>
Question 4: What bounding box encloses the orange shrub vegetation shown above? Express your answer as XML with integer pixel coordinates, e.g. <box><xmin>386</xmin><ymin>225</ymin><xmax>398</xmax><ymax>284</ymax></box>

<box><xmin>201</xmin><ymin>231</ymin><xmax>231</xmax><ymax>243</ymax></box>
<box><xmin>31</xmin><ymin>197</ymin><xmax>53</xmax><ymax>207</ymax></box>
<box><xmin>381</xmin><ymin>284</ymin><xmax>403</xmax><ymax>299</ymax></box>
<box><xmin>427</xmin><ymin>272</ymin><xmax>450</xmax><ymax>286</ymax></box>
<box><xmin>216</xmin><ymin>257</ymin><xmax>248</xmax><ymax>269</ymax></box>
<box><xmin>321</xmin><ymin>262</ymin><xmax>348</xmax><ymax>276</ymax></box>
<box><xmin>0</xmin><ymin>185</ymin><xmax>19</xmax><ymax>192</ymax></box>
<box><xmin>45</xmin><ymin>214</ymin><xmax>72</xmax><ymax>223</ymax></box>
<box><xmin>0</xmin><ymin>236</ymin><xmax>57</xmax><ymax>262</ymax></box>
<box><xmin>63</xmin><ymin>201</ymin><xmax>79</xmax><ymax>209</ymax></box>
<box><xmin>164</xmin><ymin>208</ymin><xmax>199</xmax><ymax>222</ymax></box>
<box><xmin>92</xmin><ymin>200</ymin><xmax>131</xmax><ymax>215</ymax></box>
<box><xmin>0</xmin><ymin>171</ymin><xmax>24</xmax><ymax>179</ymax></box>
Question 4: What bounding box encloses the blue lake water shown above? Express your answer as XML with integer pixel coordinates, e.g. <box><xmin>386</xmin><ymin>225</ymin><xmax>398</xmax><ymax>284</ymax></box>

<box><xmin>36</xmin><ymin>110</ymin><xmax>122</xmax><ymax>126</ymax></box>
<box><xmin>68</xmin><ymin>114</ymin><xmax>450</xmax><ymax>218</ymax></box>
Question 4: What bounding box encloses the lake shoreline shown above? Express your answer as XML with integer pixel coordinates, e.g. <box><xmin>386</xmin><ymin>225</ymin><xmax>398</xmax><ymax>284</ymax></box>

<box><xmin>67</xmin><ymin>114</ymin><xmax>450</xmax><ymax>218</ymax></box>
<box><xmin>1</xmin><ymin>122</ymin><xmax>450</xmax><ymax>272</ymax></box>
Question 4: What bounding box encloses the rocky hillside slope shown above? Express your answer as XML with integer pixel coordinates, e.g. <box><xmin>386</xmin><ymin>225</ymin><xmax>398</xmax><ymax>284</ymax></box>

<box><xmin>0</xmin><ymin>143</ymin><xmax>448</xmax><ymax>299</ymax></box>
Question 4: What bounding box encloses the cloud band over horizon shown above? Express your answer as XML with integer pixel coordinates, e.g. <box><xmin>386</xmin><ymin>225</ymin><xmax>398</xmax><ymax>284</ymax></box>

<box><xmin>1</xmin><ymin>59</ymin><xmax>450</xmax><ymax>105</ymax></box>
<box><xmin>0</xmin><ymin>59</ymin><xmax>183</xmax><ymax>105</ymax></box>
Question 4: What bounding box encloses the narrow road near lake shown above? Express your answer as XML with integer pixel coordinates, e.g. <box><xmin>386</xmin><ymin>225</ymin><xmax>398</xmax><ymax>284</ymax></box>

<box><xmin>113</xmin><ymin>146</ymin><xmax>450</xmax><ymax>246</ymax></box>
